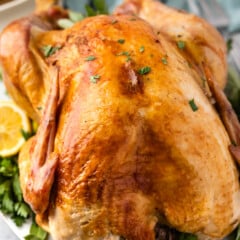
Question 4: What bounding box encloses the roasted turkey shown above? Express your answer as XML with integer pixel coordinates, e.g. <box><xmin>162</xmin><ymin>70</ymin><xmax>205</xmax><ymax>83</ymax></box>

<box><xmin>0</xmin><ymin>0</ymin><xmax>240</xmax><ymax>239</ymax></box>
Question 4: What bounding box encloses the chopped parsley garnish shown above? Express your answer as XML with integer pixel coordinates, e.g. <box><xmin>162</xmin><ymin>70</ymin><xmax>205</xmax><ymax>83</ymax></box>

<box><xmin>41</xmin><ymin>45</ymin><xmax>61</xmax><ymax>57</ymax></box>
<box><xmin>0</xmin><ymin>69</ymin><xmax>2</xmax><ymax>81</ymax></box>
<box><xmin>118</xmin><ymin>39</ymin><xmax>125</xmax><ymax>44</ymax></box>
<box><xmin>177</xmin><ymin>40</ymin><xmax>186</xmax><ymax>49</ymax></box>
<box><xmin>116</xmin><ymin>51</ymin><xmax>131</xmax><ymax>62</ymax></box>
<box><xmin>85</xmin><ymin>56</ymin><xmax>96</xmax><ymax>61</ymax></box>
<box><xmin>189</xmin><ymin>99</ymin><xmax>198</xmax><ymax>112</ymax></box>
<box><xmin>116</xmin><ymin>51</ymin><xmax>130</xmax><ymax>57</ymax></box>
<box><xmin>139</xmin><ymin>46</ymin><xmax>145</xmax><ymax>53</ymax></box>
<box><xmin>161</xmin><ymin>57</ymin><xmax>168</xmax><ymax>65</ymax></box>
<box><xmin>90</xmin><ymin>74</ymin><xmax>101</xmax><ymax>83</ymax></box>
<box><xmin>138</xmin><ymin>66</ymin><xmax>151</xmax><ymax>75</ymax></box>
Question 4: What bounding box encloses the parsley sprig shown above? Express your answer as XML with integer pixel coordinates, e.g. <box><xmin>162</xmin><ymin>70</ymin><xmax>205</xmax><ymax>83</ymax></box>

<box><xmin>0</xmin><ymin>156</ymin><xmax>32</xmax><ymax>226</ymax></box>
<box><xmin>57</xmin><ymin>0</ymin><xmax>108</xmax><ymax>29</ymax></box>
<box><xmin>25</xmin><ymin>220</ymin><xmax>48</xmax><ymax>240</ymax></box>
<box><xmin>0</xmin><ymin>156</ymin><xmax>48</xmax><ymax>239</ymax></box>
<box><xmin>85</xmin><ymin>0</ymin><xmax>108</xmax><ymax>16</ymax></box>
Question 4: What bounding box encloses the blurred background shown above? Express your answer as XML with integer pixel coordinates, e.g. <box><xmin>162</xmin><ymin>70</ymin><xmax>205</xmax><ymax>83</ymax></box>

<box><xmin>0</xmin><ymin>0</ymin><xmax>240</xmax><ymax>33</ymax></box>
<box><xmin>62</xmin><ymin>0</ymin><xmax>240</xmax><ymax>33</ymax></box>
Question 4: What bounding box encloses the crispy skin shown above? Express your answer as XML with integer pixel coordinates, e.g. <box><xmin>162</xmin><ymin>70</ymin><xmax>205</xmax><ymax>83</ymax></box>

<box><xmin>114</xmin><ymin>0</ymin><xmax>227</xmax><ymax>90</ymax></box>
<box><xmin>1</xmin><ymin>5</ymin><xmax>240</xmax><ymax>240</ymax></box>
<box><xmin>0</xmin><ymin>7</ymin><xmax>67</xmax><ymax>121</ymax></box>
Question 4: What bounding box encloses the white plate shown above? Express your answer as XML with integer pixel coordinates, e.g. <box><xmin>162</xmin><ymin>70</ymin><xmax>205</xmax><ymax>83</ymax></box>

<box><xmin>0</xmin><ymin>212</ymin><xmax>31</xmax><ymax>240</ymax></box>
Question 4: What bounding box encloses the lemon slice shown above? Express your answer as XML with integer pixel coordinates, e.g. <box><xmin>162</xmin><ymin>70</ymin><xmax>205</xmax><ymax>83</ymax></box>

<box><xmin>0</xmin><ymin>100</ymin><xmax>31</xmax><ymax>157</ymax></box>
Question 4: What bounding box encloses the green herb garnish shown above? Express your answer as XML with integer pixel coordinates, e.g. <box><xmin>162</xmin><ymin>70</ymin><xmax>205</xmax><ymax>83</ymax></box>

<box><xmin>177</xmin><ymin>40</ymin><xmax>186</xmax><ymax>49</ymax></box>
<box><xmin>116</xmin><ymin>51</ymin><xmax>130</xmax><ymax>57</ymax></box>
<box><xmin>139</xmin><ymin>46</ymin><xmax>145</xmax><ymax>53</ymax></box>
<box><xmin>116</xmin><ymin>51</ymin><xmax>131</xmax><ymax>62</ymax></box>
<box><xmin>0</xmin><ymin>156</ymin><xmax>32</xmax><ymax>226</ymax></box>
<box><xmin>90</xmin><ymin>74</ymin><xmax>101</xmax><ymax>83</ymax></box>
<box><xmin>20</xmin><ymin>129</ymin><xmax>33</xmax><ymax>141</ymax></box>
<box><xmin>138</xmin><ymin>66</ymin><xmax>151</xmax><ymax>75</ymax></box>
<box><xmin>85</xmin><ymin>56</ymin><xmax>96</xmax><ymax>61</ymax></box>
<box><xmin>15</xmin><ymin>202</ymin><xmax>31</xmax><ymax>218</ymax></box>
<box><xmin>189</xmin><ymin>98</ymin><xmax>198</xmax><ymax>112</ymax></box>
<box><xmin>41</xmin><ymin>45</ymin><xmax>61</xmax><ymax>57</ymax></box>
<box><xmin>118</xmin><ymin>39</ymin><xmax>125</xmax><ymax>44</ymax></box>
<box><xmin>161</xmin><ymin>57</ymin><xmax>168</xmax><ymax>65</ymax></box>
<box><xmin>85</xmin><ymin>0</ymin><xmax>108</xmax><ymax>16</ymax></box>
<box><xmin>25</xmin><ymin>220</ymin><xmax>48</xmax><ymax>240</ymax></box>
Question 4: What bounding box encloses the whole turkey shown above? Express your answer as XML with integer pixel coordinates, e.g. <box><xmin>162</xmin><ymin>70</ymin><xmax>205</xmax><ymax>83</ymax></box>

<box><xmin>0</xmin><ymin>0</ymin><xmax>240</xmax><ymax>239</ymax></box>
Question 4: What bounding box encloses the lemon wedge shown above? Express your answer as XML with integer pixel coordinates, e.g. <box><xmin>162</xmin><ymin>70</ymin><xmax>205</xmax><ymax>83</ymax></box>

<box><xmin>0</xmin><ymin>100</ymin><xmax>31</xmax><ymax>157</ymax></box>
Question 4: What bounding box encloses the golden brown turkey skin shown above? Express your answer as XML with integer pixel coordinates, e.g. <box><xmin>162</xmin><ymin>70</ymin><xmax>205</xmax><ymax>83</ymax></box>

<box><xmin>115</xmin><ymin>0</ymin><xmax>227</xmax><ymax>91</ymax></box>
<box><xmin>0</xmin><ymin>7</ymin><xmax>67</xmax><ymax>122</ymax></box>
<box><xmin>1</xmin><ymin>8</ymin><xmax>240</xmax><ymax>240</ymax></box>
